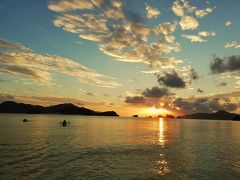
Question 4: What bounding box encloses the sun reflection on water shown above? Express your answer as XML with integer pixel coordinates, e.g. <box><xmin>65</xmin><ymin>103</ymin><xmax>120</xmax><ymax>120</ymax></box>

<box><xmin>159</xmin><ymin>118</ymin><xmax>165</xmax><ymax>147</ymax></box>
<box><xmin>157</xmin><ymin>118</ymin><xmax>170</xmax><ymax>175</ymax></box>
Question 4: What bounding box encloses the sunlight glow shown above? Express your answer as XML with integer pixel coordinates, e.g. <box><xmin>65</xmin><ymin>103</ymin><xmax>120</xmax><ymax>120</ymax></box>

<box><xmin>147</xmin><ymin>107</ymin><xmax>169</xmax><ymax>116</ymax></box>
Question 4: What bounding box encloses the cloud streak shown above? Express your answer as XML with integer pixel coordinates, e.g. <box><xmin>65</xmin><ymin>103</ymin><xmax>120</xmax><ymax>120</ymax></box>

<box><xmin>225</xmin><ymin>41</ymin><xmax>240</xmax><ymax>49</ymax></box>
<box><xmin>0</xmin><ymin>38</ymin><xmax>120</xmax><ymax>88</ymax></box>
<box><xmin>182</xmin><ymin>31</ymin><xmax>216</xmax><ymax>42</ymax></box>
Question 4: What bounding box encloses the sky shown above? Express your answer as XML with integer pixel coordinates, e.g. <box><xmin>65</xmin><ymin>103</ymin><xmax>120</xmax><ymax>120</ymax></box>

<box><xmin>0</xmin><ymin>0</ymin><xmax>240</xmax><ymax>117</ymax></box>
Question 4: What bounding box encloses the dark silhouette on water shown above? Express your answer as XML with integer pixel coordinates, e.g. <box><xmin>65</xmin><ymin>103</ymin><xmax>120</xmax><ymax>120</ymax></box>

<box><xmin>232</xmin><ymin>115</ymin><xmax>240</xmax><ymax>121</ymax></box>
<box><xmin>177</xmin><ymin>110</ymin><xmax>240</xmax><ymax>120</ymax></box>
<box><xmin>165</xmin><ymin>114</ymin><xmax>175</xmax><ymax>119</ymax></box>
<box><xmin>0</xmin><ymin>101</ymin><xmax>119</xmax><ymax>116</ymax></box>
<box><xmin>132</xmin><ymin>115</ymin><xmax>138</xmax><ymax>117</ymax></box>
<box><xmin>62</xmin><ymin>120</ymin><xmax>67</xmax><ymax>127</ymax></box>
<box><xmin>22</xmin><ymin>119</ymin><xmax>28</xmax><ymax>122</ymax></box>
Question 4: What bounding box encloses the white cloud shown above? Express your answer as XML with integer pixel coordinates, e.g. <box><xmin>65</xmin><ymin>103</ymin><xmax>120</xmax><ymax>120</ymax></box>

<box><xmin>49</xmin><ymin>0</ymin><xmax>182</xmax><ymax>68</ymax></box>
<box><xmin>198</xmin><ymin>31</ymin><xmax>216</xmax><ymax>37</ymax></box>
<box><xmin>79</xmin><ymin>34</ymin><xmax>105</xmax><ymax>41</ymax></box>
<box><xmin>195</xmin><ymin>7</ymin><xmax>215</xmax><ymax>18</ymax></box>
<box><xmin>48</xmin><ymin>0</ymin><xmax>214</xmax><ymax>74</ymax></box>
<box><xmin>155</xmin><ymin>22</ymin><xmax>177</xmax><ymax>35</ymax></box>
<box><xmin>146</xmin><ymin>4</ymin><xmax>161</xmax><ymax>19</ymax></box>
<box><xmin>172</xmin><ymin>0</ymin><xmax>214</xmax><ymax>31</ymax></box>
<box><xmin>225</xmin><ymin>41</ymin><xmax>240</xmax><ymax>49</ymax></box>
<box><xmin>0</xmin><ymin>38</ymin><xmax>121</xmax><ymax>88</ymax></box>
<box><xmin>182</xmin><ymin>31</ymin><xmax>215</xmax><ymax>43</ymax></box>
<box><xmin>172</xmin><ymin>1</ymin><xmax>185</xmax><ymax>17</ymax></box>
<box><xmin>179</xmin><ymin>16</ymin><xmax>199</xmax><ymax>30</ymax></box>
<box><xmin>225</xmin><ymin>21</ymin><xmax>232</xmax><ymax>27</ymax></box>
<box><xmin>48</xmin><ymin>0</ymin><xmax>94</xmax><ymax>12</ymax></box>
<box><xmin>104</xmin><ymin>8</ymin><xmax>125</xmax><ymax>20</ymax></box>
<box><xmin>182</xmin><ymin>34</ymin><xmax>206</xmax><ymax>42</ymax></box>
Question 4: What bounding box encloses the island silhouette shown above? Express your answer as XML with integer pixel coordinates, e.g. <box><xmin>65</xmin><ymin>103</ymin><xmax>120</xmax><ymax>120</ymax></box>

<box><xmin>0</xmin><ymin>101</ymin><xmax>119</xmax><ymax>116</ymax></box>
<box><xmin>177</xmin><ymin>110</ymin><xmax>240</xmax><ymax>121</ymax></box>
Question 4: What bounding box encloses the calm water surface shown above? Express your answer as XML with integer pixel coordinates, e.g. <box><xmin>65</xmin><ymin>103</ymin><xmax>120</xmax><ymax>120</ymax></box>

<box><xmin>0</xmin><ymin>114</ymin><xmax>240</xmax><ymax>179</ymax></box>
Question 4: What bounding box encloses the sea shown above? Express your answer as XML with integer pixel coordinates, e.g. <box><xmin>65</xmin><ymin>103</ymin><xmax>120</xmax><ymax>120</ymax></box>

<box><xmin>0</xmin><ymin>114</ymin><xmax>240</xmax><ymax>179</ymax></box>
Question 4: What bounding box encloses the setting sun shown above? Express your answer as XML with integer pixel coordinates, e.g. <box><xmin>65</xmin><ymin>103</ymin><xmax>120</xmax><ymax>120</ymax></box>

<box><xmin>146</xmin><ymin>107</ymin><xmax>169</xmax><ymax>116</ymax></box>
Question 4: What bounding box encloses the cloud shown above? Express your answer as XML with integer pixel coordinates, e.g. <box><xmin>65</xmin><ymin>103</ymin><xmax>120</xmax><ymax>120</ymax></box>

<box><xmin>225</xmin><ymin>41</ymin><xmax>240</xmax><ymax>49</ymax></box>
<box><xmin>49</xmin><ymin>0</ymin><xmax>214</xmax><ymax>73</ymax></box>
<box><xmin>225</xmin><ymin>21</ymin><xmax>232</xmax><ymax>27</ymax></box>
<box><xmin>0</xmin><ymin>38</ymin><xmax>120</xmax><ymax>88</ymax></box>
<box><xmin>124</xmin><ymin>86</ymin><xmax>175</xmax><ymax>111</ymax></box>
<box><xmin>157</xmin><ymin>71</ymin><xmax>186</xmax><ymax>88</ymax></box>
<box><xmin>48</xmin><ymin>0</ymin><xmax>94</xmax><ymax>12</ymax></box>
<box><xmin>142</xmin><ymin>86</ymin><xmax>169</xmax><ymax>98</ymax></box>
<box><xmin>210</xmin><ymin>55</ymin><xmax>240</xmax><ymax>74</ymax></box>
<box><xmin>172</xmin><ymin>1</ymin><xmax>185</xmax><ymax>17</ymax></box>
<box><xmin>0</xmin><ymin>93</ymin><xmax>15</xmax><ymax>102</ymax></box>
<box><xmin>172</xmin><ymin>0</ymin><xmax>214</xmax><ymax>30</ymax></box>
<box><xmin>146</xmin><ymin>4</ymin><xmax>160</xmax><ymax>19</ymax></box>
<box><xmin>195</xmin><ymin>7</ymin><xmax>215</xmax><ymax>18</ymax></box>
<box><xmin>125</xmin><ymin>96</ymin><xmax>145</xmax><ymax>104</ymax></box>
<box><xmin>150</xmin><ymin>66</ymin><xmax>198</xmax><ymax>89</ymax></box>
<box><xmin>179</xmin><ymin>16</ymin><xmax>199</xmax><ymax>30</ymax></box>
<box><xmin>174</xmin><ymin>97</ymin><xmax>238</xmax><ymax>114</ymax></box>
<box><xmin>198</xmin><ymin>31</ymin><xmax>216</xmax><ymax>37</ymax></box>
<box><xmin>172</xmin><ymin>0</ymin><xmax>196</xmax><ymax>17</ymax></box>
<box><xmin>48</xmin><ymin>0</ymin><xmax>189</xmax><ymax>68</ymax></box>
<box><xmin>104</xmin><ymin>7</ymin><xmax>125</xmax><ymax>20</ymax></box>
<box><xmin>182</xmin><ymin>34</ymin><xmax>206</xmax><ymax>42</ymax></box>
<box><xmin>124</xmin><ymin>88</ymin><xmax>240</xmax><ymax>115</ymax></box>
<box><xmin>172</xmin><ymin>0</ymin><xmax>214</xmax><ymax>19</ymax></box>
<box><xmin>182</xmin><ymin>31</ymin><xmax>215</xmax><ymax>42</ymax></box>
<box><xmin>190</xmin><ymin>68</ymin><xmax>199</xmax><ymax>81</ymax></box>
<box><xmin>79</xmin><ymin>34</ymin><xmax>105</xmax><ymax>41</ymax></box>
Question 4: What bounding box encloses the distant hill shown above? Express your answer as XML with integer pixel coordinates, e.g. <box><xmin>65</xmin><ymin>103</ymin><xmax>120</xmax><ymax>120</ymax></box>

<box><xmin>177</xmin><ymin>110</ymin><xmax>240</xmax><ymax>120</ymax></box>
<box><xmin>165</xmin><ymin>114</ymin><xmax>175</xmax><ymax>119</ymax></box>
<box><xmin>0</xmin><ymin>101</ymin><xmax>119</xmax><ymax>116</ymax></box>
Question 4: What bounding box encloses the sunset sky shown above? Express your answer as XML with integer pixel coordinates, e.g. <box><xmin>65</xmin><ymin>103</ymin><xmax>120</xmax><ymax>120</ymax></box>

<box><xmin>0</xmin><ymin>0</ymin><xmax>240</xmax><ymax>117</ymax></box>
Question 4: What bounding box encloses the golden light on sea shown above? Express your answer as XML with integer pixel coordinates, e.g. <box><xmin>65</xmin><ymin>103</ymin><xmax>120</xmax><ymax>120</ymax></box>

<box><xmin>157</xmin><ymin>118</ymin><xmax>170</xmax><ymax>175</ymax></box>
<box><xmin>159</xmin><ymin>117</ymin><xmax>165</xmax><ymax>147</ymax></box>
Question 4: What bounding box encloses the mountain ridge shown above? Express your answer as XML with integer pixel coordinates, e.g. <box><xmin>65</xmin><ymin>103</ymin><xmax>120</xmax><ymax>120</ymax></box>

<box><xmin>177</xmin><ymin>110</ymin><xmax>240</xmax><ymax>120</ymax></box>
<box><xmin>0</xmin><ymin>101</ymin><xmax>119</xmax><ymax>116</ymax></box>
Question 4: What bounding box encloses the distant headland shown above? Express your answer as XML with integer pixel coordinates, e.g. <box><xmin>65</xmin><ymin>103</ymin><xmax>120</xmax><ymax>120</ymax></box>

<box><xmin>177</xmin><ymin>110</ymin><xmax>240</xmax><ymax>121</ymax></box>
<box><xmin>0</xmin><ymin>101</ymin><xmax>119</xmax><ymax>116</ymax></box>
<box><xmin>132</xmin><ymin>110</ymin><xmax>240</xmax><ymax>121</ymax></box>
